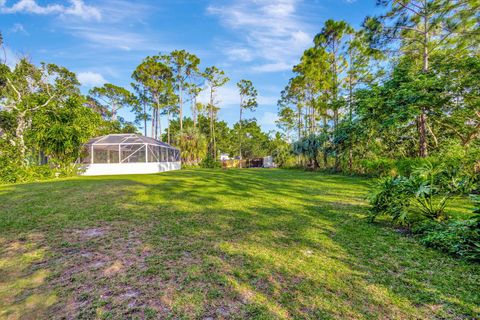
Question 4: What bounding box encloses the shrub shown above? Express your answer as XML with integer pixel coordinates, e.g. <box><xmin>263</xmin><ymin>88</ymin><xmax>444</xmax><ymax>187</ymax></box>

<box><xmin>368</xmin><ymin>161</ymin><xmax>463</xmax><ymax>223</ymax></box>
<box><xmin>368</xmin><ymin>176</ymin><xmax>410</xmax><ymax>223</ymax></box>
<box><xmin>413</xmin><ymin>219</ymin><xmax>480</xmax><ymax>261</ymax></box>
<box><xmin>292</xmin><ymin>134</ymin><xmax>326</xmax><ymax>169</ymax></box>
<box><xmin>359</xmin><ymin>158</ymin><xmax>397</xmax><ymax>177</ymax></box>
<box><xmin>272</xmin><ymin>145</ymin><xmax>296</xmax><ymax>168</ymax></box>
<box><xmin>200</xmin><ymin>154</ymin><xmax>221</xmax><ymax>169</ymax></box>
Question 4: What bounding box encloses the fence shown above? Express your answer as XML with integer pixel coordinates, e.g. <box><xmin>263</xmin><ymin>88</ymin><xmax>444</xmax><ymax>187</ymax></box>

<box><xmin>222</xmin><ymin>158</ymin><xmax>264</xmax><ymax>169</ymax></box>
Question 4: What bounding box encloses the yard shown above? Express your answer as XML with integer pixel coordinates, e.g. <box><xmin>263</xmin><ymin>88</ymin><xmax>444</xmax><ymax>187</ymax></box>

<box><xmin>0</xmin><ymin>169</ymin><xmax>478</xmax><ymax>319</ymax></box>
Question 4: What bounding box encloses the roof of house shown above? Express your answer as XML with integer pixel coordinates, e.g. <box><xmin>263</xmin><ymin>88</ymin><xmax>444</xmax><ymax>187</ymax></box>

<box><xmin>85</xmin><ymin>134</ymin><xmax>178</xmax><ymax>149</ymax></box>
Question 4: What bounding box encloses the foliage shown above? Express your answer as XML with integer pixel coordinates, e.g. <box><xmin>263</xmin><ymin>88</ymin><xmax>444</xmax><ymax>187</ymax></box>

<box><xmin>271</xmin><ymin>135</ymin><xmax>296</xmax><ymax>168</ymax></box>
<box><xmin>368</xmin><ymin>176</ymin><xmax>411</xmax><ymax>224</ymax></box>
<box><xmin>237</xmin><ymin>79</ymin><xmax>258</xmax><ymax>159</ymax></box>
<box><xmin>28</xmin><ymin>96</ymin><xmax>102</xmax><ymax>167</ymax></box>
<box><xmin>174</xmin><ymin>127</ymin><xmax>207</xmax><ymax>165</ymax></box>
<box><xmin>231</xmin><ymin>120</ymin><xmax>272</xmax><ymax>159</ymax></box>
<box><xmin>368</xmin><ymin>162</ymin><xmax>466</xmax><ymax>223</ymax></box>
<box><xmin>472</xmin><ymin>195</ymin><xmax>480</xmax><ymax>216</ymax></box>
<box><xmin>413</xmin><ymin>219</ymin><xmax>480</xmax><ymax>261</ymax></box>
<box><xmin>292</xmin><ymin>134</ymin><xmax>327</xmax><ymax>169</ymax></box>
<box><xmin>276</xmin><ymin>2</ymin><xmax>479</xmax><ymax>179</ymax></box>
<box><xmin>88</xmin><ymin>83</ymin><xmax>137</xmax><ymax>121</ymax></box>
<box><xmin>199</xmin><ymin>154</ymin><xmax>221</xmax><ymax>168</ymax></box>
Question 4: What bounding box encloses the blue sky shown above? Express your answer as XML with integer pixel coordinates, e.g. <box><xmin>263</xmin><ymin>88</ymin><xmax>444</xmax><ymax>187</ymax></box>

<box><xmin>0</xmin><ymin>0</ymin><xmax>381</xmax><ymax>133</ymax></box>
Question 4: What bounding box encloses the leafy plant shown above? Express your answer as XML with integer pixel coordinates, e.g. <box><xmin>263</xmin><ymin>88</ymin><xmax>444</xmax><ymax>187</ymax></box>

<box><xmin>471</xmin><ymin>195</ymin><xmax>480</xmax><ymax>217</ymax></box>
<box><xmin>368</xmin><ymin>176</ymin><xmax>410</xmax><ymax>223</ymax></box>
<box><xmin>368</xmin><ymin>162</ymin><xmax>462</xmax><ymax>223</ymax></box>
<box><xmin>292</xmin><ymin>134</ymin><xmax>326</xmax><ymax>169</ymax></box>
<box><xmin>404</xmin><ymin>162</ymin><xmax>452</xmax><ymax>221</ymax></box>
<box><xmin>413</xmin><ymin>219</ymin><xmax>480</xmax><ymax>261</ymax></box>
<box><xmin>200</xmin><ymin>154</ymin><xmax>221</xmax><ymax>169</ymax></box>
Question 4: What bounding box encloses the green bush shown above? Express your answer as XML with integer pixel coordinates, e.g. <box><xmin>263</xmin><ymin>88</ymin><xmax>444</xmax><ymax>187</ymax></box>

<box><xmin>368</xmin><ymin>176</ymin><xmax>411</xmax><ymax>224</ymax></box>
<box><xmin>413</xmin><ymin>219</ymin><xmax>480</xmax><ymax>261</ymax></box>
<box><xmin>472</xmin><ymin>195</ymin><xmax>480</xmax><ymax>216</ymax></box>
<box><xmin>368</xmin><ymin>162</ymin><xmax>465</xmax><ymax>223</ymax></box>
<box><xmin>200</xmin><ymin>154</ymin><xmax>221</xmax><ymax>169</ymax></box>
<box><xmin>0</xmin><ymin>141</ymin><xmax>79</xmax><ymax>184</ymax></box>
<box><xmin>359</xmin><ymin>158</ymin><xmax>396</xmax><ymax>176</ymax></box>
<box><xmin>272</xmin><ymin>145</ymin><xmax>296</xmax><ymax>168</ymax></box>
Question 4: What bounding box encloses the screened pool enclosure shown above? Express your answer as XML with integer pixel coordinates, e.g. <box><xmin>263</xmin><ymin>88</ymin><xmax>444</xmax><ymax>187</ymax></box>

<box><xmin>80</xmin><ymin>134</ymin><xmax>181</xmax><ymax>176</ymax></box>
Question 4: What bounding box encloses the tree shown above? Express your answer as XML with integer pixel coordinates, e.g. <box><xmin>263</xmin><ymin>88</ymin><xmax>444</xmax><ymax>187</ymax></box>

<box><xmin>28</xmin><ymin>96</ymin><xmax>102</xmax><ymax>166</ymax></box>
<box><xmin>232</xmin><ymin>119</ymin><xmax>271</xmax><ymax>159</ymax></box>
<box><xmin>130</xmin><ymin>83</ymin><xmax>151</xmax><ymax>136</ymax></box>
<box><xmin>89</xmin><ymin>83</ymin><xmax>135</xmax><ymax>121</ymax></box>
<box><xmin>168</xmin><ymin>50</ymin><xmax>200</xmax><ymax>133</ymax></box>
<box><xmin>364</xmin><ymin>0</ymin><xmax>479</xmax><ymax>157</ymax></box>
<box><xmin>276</xmin><ymin>105</ymin><xmax>296</xmax><ymax>141</ymax></box>
<box><xmin>292</xmin><ymin>134</ymin><xmax>327</xmax><ymax>169</ymax></box>
<box><xmin>0</xmin><ymin>31</ymin><xmax>6</xmax><ymax>65</ymax></box>
<box><xmin>132</xmin><ymin>55</ymin><xmax>176</xmax><ymax>140</ymax></box>
<box><xmin>203</xmin><ymin>66</ymin><xmax>229</xmax><ymax>159</ymax></box>
<box><xmin>314</xmin><ymin>19</ymin><xmax>354</xmax><ymax>169</ymax></box>
<box><xmin>186</xmin><ymin>81</ymin><xmax>204</xmax><ymax>129</ymax></box>
<box><xmin>0</xmin><ymin>59</ymin><xmax>80</xmax><ymax>161</ymax></box>
<box><xmin>174</xmin><ymin>127</ymin><xmax>207</xmax><ymax>165</ymax></box>
<box><xmin>344</xmin><ymin>30</ymin><xmax>383</xmax><ymax>170</ymax></box>
<box><xmin>237</xmin><ymin>79</ymin><xmax>258</xmax><ymax>158</ymax></box>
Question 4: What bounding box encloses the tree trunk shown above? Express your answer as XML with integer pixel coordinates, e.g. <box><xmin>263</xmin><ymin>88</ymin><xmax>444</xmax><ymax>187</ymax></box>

<box><xmin>151</xmin><ymin>108</ymin><xmax>155</xmax><ymax>138</ymax></box>
<box><xmin>348</xmin><ymin>67</ymin><xmax>354</xmax><ymax>172</ymax></box>
<box><xmin>239</xmin><ymin>98</ymin><xmax>243</xmax><ymax>160</ymax></box>
<box><xmin>418</xmin><ymin>109</ymin><xmax>428</xmax><ymax>157</ymax></box>
<box><xmin>156</xmin><ymin>108</ymin><xmax>160</xmax><ymax>140</ymax></box>
<box><xmin>111</xmin><ymin>102</ymin><xmax>117</xmax><ymax>121</ymax></box>
<box><xmin>16</xmin><ymin>113</ymin><xmax>27</xmax><ymax>164</ymax></box>
<box><xmin>158</xmin><ymin>112</ymin><xmax>162</xmax><ymax>142</ymax></box>
<box><xmin>143</xmin><ymin>103</ymin><xmax>147</xmax><ymax>137</ymax></box>
<box><xmin>418</xmin><ymin>13</ymin><xmax>429</xmax><ymax>158</ymax></box>
<box><xmin>322</xmin><ymin>116</ymin><xmax>328</xmax><ymax>168</ymax></box>
<box><xmin>333</xmin><ymin>108</ymin><xmax>340</xmax><ymax>170</ymax></box>
<box><xmin>313</xmin><ymin>155</ymin><xmax>320</xmax><ymax>170</ymax></box>
<box><xmin>179</xmin><ymin>85</ymin><xmax>183</xmax><ymax>132</ymax></box>
<box><xmin>193</xmin><ymin>96</ymin><xmax>197</xmax><ymax>129</ymax></box>
<box><xmin>167</xmin><ymin>111</ymin><xmax>171</xmax><ymax>145</ymax></box>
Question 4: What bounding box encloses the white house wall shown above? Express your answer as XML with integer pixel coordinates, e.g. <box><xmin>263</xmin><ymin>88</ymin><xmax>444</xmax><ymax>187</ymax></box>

<box><xmin>80</xmin><ymin>162</ymin><xmax>181</xmax><ymax>176</ymax></box>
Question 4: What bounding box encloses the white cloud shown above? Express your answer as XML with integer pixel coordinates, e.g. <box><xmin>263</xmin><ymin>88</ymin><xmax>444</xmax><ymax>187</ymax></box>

<box><xmin>77</xmin><ymin>71</ymin><xmax>107</xmax><ymax>87</ymax></box>
<box><xmin>224</xmin><ymin>47</ymin><xmax>254</xmax><ymax>62</ymax></box>
<box><xmin>207</xmin><ymin>0</ymin><xmax>313</xmax><ymax>73</ymax></box>
<box><xmin>10</xmin><ymin>23</ymin><xmax>28</xmax><ymax>34</ymax></box>
<box><xmin>0</xmin><ymin>0</ymin><xmax>101</xmax><ymax>21</ymax></box>
<box><xmin>198</xmin><ymin>84</ymin><xmax>277</xmax><ymax>109</ymax></box>
<box><xmin>2</xmin><ymin>46</ymin><xmax>21</xmax><ymax>69</ymax></box>
<box><xmin>251</xmin><ymin>62</ymin><xmax>292</xmax><ymax>73</ymax></box>
<box><xmin>63</xmin><ymin>0</ymin><xmax>101</xmax><ymax>20</ymax></box>
<box><xmin>67</xmin><ymin>26</ymin><xmax>152</xmax><ymax>51</ymax></box>
<box><xmin>259</xmin><ymin>111</ymin><xmax>279</xmax><ymax>127</ymax></box>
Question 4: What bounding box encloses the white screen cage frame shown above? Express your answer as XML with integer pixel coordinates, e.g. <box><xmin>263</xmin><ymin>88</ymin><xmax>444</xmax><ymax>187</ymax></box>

<box><xmin>79</xmin><ymin>134</ymin><xmax>181</xmax><ymax>176</ymax></box>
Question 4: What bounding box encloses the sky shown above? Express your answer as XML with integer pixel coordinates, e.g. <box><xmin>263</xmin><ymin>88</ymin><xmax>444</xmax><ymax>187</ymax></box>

<box><xmin>0</xmin><ymin>0</ymin><xmax>382</xmax><ymax>134</ymax></box>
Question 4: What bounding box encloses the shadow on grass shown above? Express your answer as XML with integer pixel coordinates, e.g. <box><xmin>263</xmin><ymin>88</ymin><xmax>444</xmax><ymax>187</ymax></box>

<box><xmin>0</xmin><ymin>169</ymin><xmax>478</xmax><ymax>319</ymax></box>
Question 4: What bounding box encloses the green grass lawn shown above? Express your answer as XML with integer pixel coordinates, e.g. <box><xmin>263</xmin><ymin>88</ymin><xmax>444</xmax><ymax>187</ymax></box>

<box><xmin>0</xmin><ymin>169</ymin><xmax>478</xmax><ymax>319</ymax></box>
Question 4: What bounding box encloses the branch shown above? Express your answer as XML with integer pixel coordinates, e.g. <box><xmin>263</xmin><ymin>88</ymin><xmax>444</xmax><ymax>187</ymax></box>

<box><xmin>31</xmin><ymin>94</ymin><xmax>56</xmax><ymax>112</ymax></box>
<box><xmin>6</xmin><ymin>78</ymin><xmax>21</xmax><ymax>108</ymax></box>
<box><xmin>426</xmin><ymin>121</ymin><xmax>438</xmax><ymax>147</ymax></box>
<box><xmin>393</xmin><ymin>0</ymin><xmax>420</xmax><ymax>15</ymax></box>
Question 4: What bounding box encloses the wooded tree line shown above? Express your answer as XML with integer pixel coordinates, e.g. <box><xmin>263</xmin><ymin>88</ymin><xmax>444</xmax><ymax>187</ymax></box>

<box><xmin>277</xmin><ymin>0</ymin><xmax>479</xmax><ymax>173</ymax></box>
<box><xmin>0</xmin><ymin>36</ymin><xmax>276</xmax><ymax>182</ymax></box>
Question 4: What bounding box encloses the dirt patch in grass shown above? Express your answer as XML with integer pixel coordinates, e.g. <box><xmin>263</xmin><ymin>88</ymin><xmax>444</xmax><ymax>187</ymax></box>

<box><xmin>47</xmin><ymin>224</ymin><xmax>164</xmax><ymax>319</ymax></box>
<box><xmin>0</xmin><ymin>233</ymin><xmax>57</xmax><ymax>320</ymax></box>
